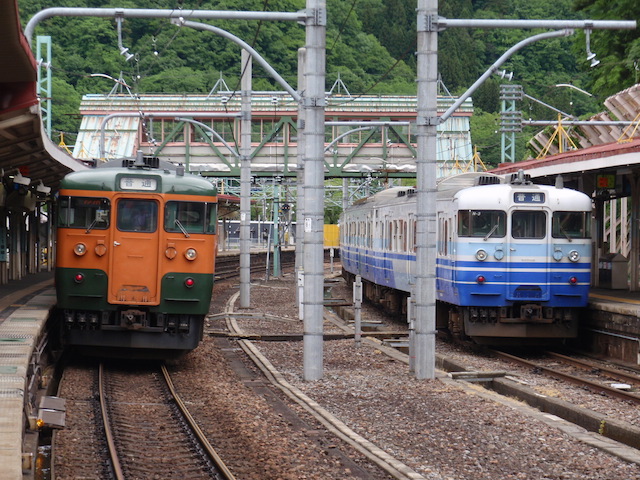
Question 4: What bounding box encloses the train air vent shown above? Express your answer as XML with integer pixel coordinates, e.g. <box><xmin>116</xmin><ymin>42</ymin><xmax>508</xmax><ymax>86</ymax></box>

<box><xmin>509</xmin><ymin>169</ymin><xmax>532</xmax><ymax>185</ymax></box>
<box><xmin>476</xmin><ymin>175</ymin><xmax>501</xmax><ymax>186</ymax></box>
<box><xmin>397</xmin><ymin>191</ymin><xmax>406</xmax><ymax>197</ymax></box>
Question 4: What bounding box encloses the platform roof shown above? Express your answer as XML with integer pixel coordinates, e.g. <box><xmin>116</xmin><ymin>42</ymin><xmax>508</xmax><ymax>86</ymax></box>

<box><xmin>0</xmin><ymin>0</ymin><xmax>85</xmax><ymax>191</ymax></box>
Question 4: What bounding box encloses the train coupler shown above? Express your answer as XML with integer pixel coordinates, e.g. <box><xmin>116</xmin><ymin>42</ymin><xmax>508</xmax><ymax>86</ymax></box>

<box><xmin>119</xmin><ymin>309</ymin><xmax>147</xmax><ymax>329</ymax></box>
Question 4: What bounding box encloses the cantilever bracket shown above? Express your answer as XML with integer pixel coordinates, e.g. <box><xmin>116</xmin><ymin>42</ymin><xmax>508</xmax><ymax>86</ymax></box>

<box><xmin>417</xmin><ymin>14</ymin><xmax>443</xmax><ymax>33</ymax></box>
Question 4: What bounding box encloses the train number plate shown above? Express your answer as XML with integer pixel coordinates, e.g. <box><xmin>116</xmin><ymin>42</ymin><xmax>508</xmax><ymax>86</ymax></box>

<box><xmin>120</xmin><ymin>177</ymin><xmax>157</xmax><ymax>191</ymax></box>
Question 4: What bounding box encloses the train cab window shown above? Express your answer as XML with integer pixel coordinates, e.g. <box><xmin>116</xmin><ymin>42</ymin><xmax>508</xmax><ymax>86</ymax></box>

<box><xmin>458</xmin><ymin>210</ymin><xmax>505</xmax><ymax>238</ymax></box>
<box><xmin>552</xmin><ymin>211</ymin><xmax>591</xmax><ymax>239</ymax></box>
<box><xmin>165</xmin><ymin>201</ymin><xmax>216</xmax><ymax>234</ymax></box>
<box><xmin>118</xmin><ymin>199</ymin><xmax>158</xmax><ymax>233</ymax></box>
<box><xmin>58</xmin><ymin>197</ymin><xmax>110</xmax><ymax>230</ymax></box>
<box><xmin>512</xmin><ymin>211</ymin><xmax>546</xmax><ymax>239</ymax></box>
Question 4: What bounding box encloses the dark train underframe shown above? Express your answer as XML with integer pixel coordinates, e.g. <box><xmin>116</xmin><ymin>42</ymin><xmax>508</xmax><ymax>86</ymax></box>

<box><xmin>342</xmin><ymin>270</ymin><xmax>580</xmax><ymax>345</ymax></box>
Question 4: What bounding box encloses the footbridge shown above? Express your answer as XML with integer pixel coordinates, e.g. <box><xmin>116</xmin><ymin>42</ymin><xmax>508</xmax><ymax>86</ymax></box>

<box><xmin>72</xmin><ymin>90</ymin><xmax>479</xmax><ymax>180</ymax></box>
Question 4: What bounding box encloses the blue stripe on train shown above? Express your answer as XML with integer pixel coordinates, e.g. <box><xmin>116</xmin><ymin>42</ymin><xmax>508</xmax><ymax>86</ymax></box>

<box><xmin>342</xmin><ymin>245</ymin><xmax>589</xmax><ymax>308</ymax></box>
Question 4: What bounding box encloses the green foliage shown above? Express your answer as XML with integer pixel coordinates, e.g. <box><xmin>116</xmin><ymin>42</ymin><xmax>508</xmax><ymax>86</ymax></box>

<box><xmin>51</xmin><ymin>77</ymin><xmax>81</xmax><ymax>137</ymax></box>
<box><xmin>19</xmin><ymin>0</ymin><xmax>637</xmax><ymax>160</ymax></box>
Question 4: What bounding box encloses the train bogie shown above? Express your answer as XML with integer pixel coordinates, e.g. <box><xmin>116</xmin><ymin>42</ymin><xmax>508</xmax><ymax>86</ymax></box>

<box><xmin>55</xmin><ymin>158</ymin><xmax>218</xmax><ymax>357</ymax></box>
<box><xmin>340</xmin><ymin>170</ymin><xmax>592</xmax><ymax>345</ymax></box>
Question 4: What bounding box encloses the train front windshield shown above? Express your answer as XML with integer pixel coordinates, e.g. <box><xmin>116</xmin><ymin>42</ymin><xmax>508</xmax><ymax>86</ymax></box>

<box><xmin>552</xmin><ymin>211</ymin><xmax>591</xmax><ymax>239</ymax></box>
<box><xmin>164</xmin><ymin>201</ymin><xmax>217</xmax><ymax>234</ymax></box>
<box><xmin>458</xmin><ymin>210</ymin><xmax>506</xmax><ymax>238</ymax></box>
<box><xmin>117</xmin><ymin>199</ymin><xmax>158</xmax><ymax>233</ymax></box>
<box><xmin>58</xmin><ymin>197</ymin><xmax>110</xmax><ymax>230</ymax></box>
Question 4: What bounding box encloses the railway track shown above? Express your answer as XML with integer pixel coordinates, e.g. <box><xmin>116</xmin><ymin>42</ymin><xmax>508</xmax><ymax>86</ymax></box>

<box><xmin>489</xmin><ymin>349</ymin><xmax>640</xmax><ymax>404</ymax></box>
<box><xmin>98</xmin><ymin>362</ymin><xmax>234</xmax><ymax>480</ymax></box>
<box><xmin>215</xmin><ymin>250</ymin><xmax>296</xmax><ymax>280</ymax></box>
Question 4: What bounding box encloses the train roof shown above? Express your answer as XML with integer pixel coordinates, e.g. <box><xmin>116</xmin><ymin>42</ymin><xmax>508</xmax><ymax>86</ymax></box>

<box><xmin>350</xmin><ymin>172</ymin><xmax>504</xmax><ymax>207</ymax></box>
<box><xmin>59</xmin><ymin>167</ymin><xmax>218</xmax><ymax>197</ymax></box>
<box><xmin>436</xmin><ymin>172</ymin><xmax>503</xmax><ymax>198</ymax></box>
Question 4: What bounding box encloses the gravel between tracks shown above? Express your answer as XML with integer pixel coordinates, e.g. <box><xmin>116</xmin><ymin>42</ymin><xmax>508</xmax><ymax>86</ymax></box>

<box><xmin>194</xmin><ymin>268</ymin><xmax>640</xmax><ymax>479</ymax></box>
<box><xmin>54</xmin><ymin>267</ymin><xmax>640</xmax><ymax>479</ymax></box>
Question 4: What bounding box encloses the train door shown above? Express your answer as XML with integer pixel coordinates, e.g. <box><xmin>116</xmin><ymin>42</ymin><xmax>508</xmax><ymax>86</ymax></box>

<box><xmin>507</xmin><ymin>209</ymin><xmax>550</xmax><ymax>301</ymax></box>
<box><xmin>109</xmin><ymin>196</ymin><xmax>161</xmax><ymax>304</ymax></box>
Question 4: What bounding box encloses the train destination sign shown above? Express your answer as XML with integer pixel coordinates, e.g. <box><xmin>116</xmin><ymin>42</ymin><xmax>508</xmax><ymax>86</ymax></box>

<box><xmin>513</xmin><ymin>192</ymin><xmax>545</xmax><ymax>204</ymax></box>
<box><xmin>119</xmin><ymin>177</ymin><xmax>157</xmax><ymax>191</ymax></box>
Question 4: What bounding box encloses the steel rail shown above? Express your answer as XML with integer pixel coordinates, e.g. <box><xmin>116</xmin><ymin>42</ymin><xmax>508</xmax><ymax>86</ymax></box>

<box><xmin>160</xmin><ymin>364</ymin><xmax>236</xmax><ymax>480</ymax></box>
<box><xmin>545</xmin><ymin>351</ymin><xmax>640</xmax><ymax>387</ymax></box>
<box><xmin>490</xmin><ymin>349</ymin><xmax>640</xmax><ymax>404</ymax></box>
<box><xmin>98</xmin><ymin>363</ymin><xmax>125</xmax><ymax>480</ymax></box>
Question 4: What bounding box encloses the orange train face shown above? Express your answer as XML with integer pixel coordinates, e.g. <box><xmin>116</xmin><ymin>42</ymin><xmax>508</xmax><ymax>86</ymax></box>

<box><xmin>55</xmin><ymin>164</ymin><xmax>218</xmax><ymax>354</ymax></box>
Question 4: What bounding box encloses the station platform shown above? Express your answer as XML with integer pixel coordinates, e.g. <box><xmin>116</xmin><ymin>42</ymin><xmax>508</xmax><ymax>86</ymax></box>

<box><xmin>0</xmin><ymin>271</ymin><xmax>54</xmax><ymax>480</ymax></box>
<box><xmin>584</xmin><ymin>288</ymin><xmax>640</xmax><ymax>365</ymax></box>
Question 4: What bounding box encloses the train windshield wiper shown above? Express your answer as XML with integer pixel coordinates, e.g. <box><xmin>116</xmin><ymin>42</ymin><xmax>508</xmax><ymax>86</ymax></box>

<box><xmin>85</xmin><ymin>218</ymin><xmax>98</xmax><ymax>233</ymax></box>
<box><xmin>174</xmin><ymin>219</ymin><xmax>190</xmax><ymax>238</ymax></box>
<box><xmin>560</xmin><ymin>227</ymin><xmax>572</xmax><ymax>242</ymax></box>
<box><xmin>484</xmin><ymin>223</ymin><xmax>499</xmax><ymax>241</ymax></box>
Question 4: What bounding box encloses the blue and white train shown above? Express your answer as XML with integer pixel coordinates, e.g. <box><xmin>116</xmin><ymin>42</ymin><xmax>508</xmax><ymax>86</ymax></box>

<box><xmin>339</xmin><ymin>170</ymin><xmax>592</xmax><ymax>345</ymax></box>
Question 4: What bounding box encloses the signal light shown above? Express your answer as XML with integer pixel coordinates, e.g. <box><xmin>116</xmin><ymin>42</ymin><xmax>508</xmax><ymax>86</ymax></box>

<box><xmin>476</xmin><ymin>275</ymin><xmax>486</xmax><ymax>284</ymax></box>
<box><xmin>569</xmin><ymin>276</ymin><xmax>578</xmax><ymax>285</ymax></box>
<box><xmin>74</xmin><ymin>273</ymin><xmax>84</xmax><ymax>283</ymax></box>
<box><xmin>184</xmin><ymin>277</ymin><xmax>195</xmax><ymax>288</ymax></box>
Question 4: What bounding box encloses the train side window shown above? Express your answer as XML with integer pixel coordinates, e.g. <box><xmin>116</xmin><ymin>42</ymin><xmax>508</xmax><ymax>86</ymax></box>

<box><xmin>512</xmin><ymin>211</ymin><xmax>546</xmax><ymax>239</ymax></box>
<box><xmin>205</xmin><ymin>203</ymin><xmax>217</xmax><ymax>234</ymax></box>
<box><xmin>118</xmin><ymin>199</ymin><xmax>158</xmax><ymax>233</ymax></box>
<box><xmin>58</xmin><ymin>196</ymin><xmax>110</xmax><ymax>230</ymax></box>
<box><xmin>552</xmin><ymin>211</ymin><xmax>590</xmax><ymax>239</ymax></box>
<box><xmin>165</xmin><ymin>201</ymin><xmax>212</xmax><ymax>234</ymax></box>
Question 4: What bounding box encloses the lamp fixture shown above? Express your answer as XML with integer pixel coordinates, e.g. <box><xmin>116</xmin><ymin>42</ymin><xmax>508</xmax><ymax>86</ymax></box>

<box><xmin>36</xmin><ymin>181</ymin><xmax>51</xmax><ymax>195</ymax></box>
<box><xmin>13</xmin><ymin>172</ymin><xmax>31</xmax><ymax>186</ymax></box>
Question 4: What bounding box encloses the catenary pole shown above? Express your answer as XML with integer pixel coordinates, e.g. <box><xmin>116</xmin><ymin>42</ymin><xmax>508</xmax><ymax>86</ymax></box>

<box><xmin>302</xmin><ymin>0</ymin><xmax>326</xmax><ymax>381</ymax></box>
<box><xmin>239</xmin><ymin>50</ymin><xmax>252</xmax><ymax>308</ymax></box>
<box><xmin>414</xmin><ymin>0</ymin><xmax>438</xmax><ymax>379</ymax></box>
<box><xmin>295</xmin><ymin>48</ymin><xmax>306</xmax><ymax>287</ymax></box>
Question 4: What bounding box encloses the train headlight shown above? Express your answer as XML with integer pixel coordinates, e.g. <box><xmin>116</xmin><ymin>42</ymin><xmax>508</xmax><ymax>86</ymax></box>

<box><xmin>73</xmin><ymin>243</ymin><xmax>87</xmax><ymax>256</ymax></box>
<box><xmin>74</xmin><ymin>273</ymin><xmax>84</xmax><ymax>283</ymax></box>
<box><xmin>184</xmin><ymin>248</ymin><xmax>197</xmax><ymax>260</ymax></box>
<box><xmin>475</xmin><ymin>249</ymin><xmax>488</xmax><ymax>261</ymax></box>
<box><xmin>184</xmin><ymin>277</ymin><xmax>195</xmax><ymax>288</ymax></box>
<box><xmin>568</xmin><ymin>250</ymin><xmax>580</xmax><ymax>262</ymax></box>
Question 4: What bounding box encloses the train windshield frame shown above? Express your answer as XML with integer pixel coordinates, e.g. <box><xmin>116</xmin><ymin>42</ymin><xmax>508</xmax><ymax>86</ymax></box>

<box><xmin>458</xmin><ymin>210</ymin><xmax>506</xmax><ymax>238</ymax></box>
<box><xmin>164</xmin><ymin>201</ymin><xmax>217</xmax><ymax>234</ymax></box>
<box><xmin>58</xmin><ymin>196</ymin><xmax>110</xmax><ymax>230</ymax></box>
<box><xmin>552</xmin><ymin>211</ymin><xmax>591</xmax><ymax>240</ymax></box>
<box><xmin>511</xmin><ymin>211</ymin><xmax>546</xmax><ymax>239</ymax></box>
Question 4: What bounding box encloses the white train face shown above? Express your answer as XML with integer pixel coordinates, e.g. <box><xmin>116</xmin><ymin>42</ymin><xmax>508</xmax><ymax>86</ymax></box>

<box><xmin>446</xmin><ymin>184</ymin><xmax>592</xmax><ymax>307</ymax></box>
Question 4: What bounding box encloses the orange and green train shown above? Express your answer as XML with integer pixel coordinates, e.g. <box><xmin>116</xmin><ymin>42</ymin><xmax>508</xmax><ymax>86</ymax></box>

<box><xmin>55</xmin><ymin>157</ymin><xmax>218</xmax><ymax>357</ymax></box>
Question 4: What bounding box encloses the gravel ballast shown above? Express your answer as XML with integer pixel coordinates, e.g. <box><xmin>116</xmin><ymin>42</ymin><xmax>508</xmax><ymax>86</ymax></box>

<box><xmin>198</xmin><ymin>271</ymin><xmax>640</xmax><ymax>479</ymax></box>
